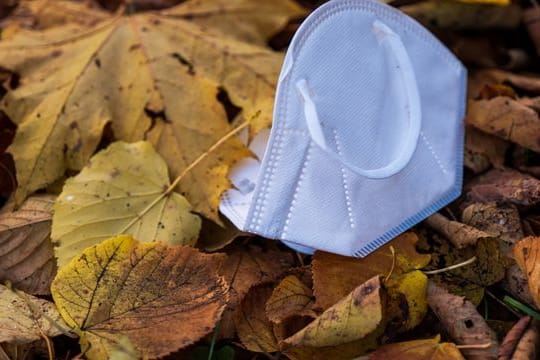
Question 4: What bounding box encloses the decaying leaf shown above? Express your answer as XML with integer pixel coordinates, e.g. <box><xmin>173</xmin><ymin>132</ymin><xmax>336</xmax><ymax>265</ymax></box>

<box><xmin>464</xmin><ymin>126</ymin><xmax>508</xmax><ymax>174</ymax></box>
<box><xmin>0</xmin><ymin>284</ymin><xmax>67</xmax><ymax>344</ymax></box>
<box><xmin>284</xmin><ymin>276</ymin><xmax>383</xmax><ymax>348</ymax></box>
<box><xmin>514</xmin><ymin>237</ymin><xmax>540</xmax><ymax>309</ymax></box>
<box><xmin>402</xmin><ymin>2</ymin><xmax>521</xmax><ymax>29</ymax></box>
<box><xmin>462</xmin><ymin>202</ymin><xmax>523</xmax><ymax>251</ymax></box>
<box><xmin>463</xmin><ymin>168</ymin><xmax>540</xmax><ymax>207</ymax></box>
<box><xmin>51</xmin><ymin>234</ymin><xmax>228</xmax><ymax>359</ymax></box>
<box><xmin>265</xmin><ymin>275</ymin><xmax>315</xmax><ymax>324</ymax></box>
<box><xmin>0</xmin><ymin>0</ymin><xmax>304</xmax><ymax>221</ymax></box>
<box><xmin>217</xmin><ymin>241</ymin><xmax>295</xmax><ymax>338</ymax></box>
<box><xmin>0</xmin><ymin>195</ymin><xmax>56</xmax><ymax>294</ymax></box>
<box><xmin>425</xmin><ymin>212</ymin><xmax>493</xmax><ymax>249</ymax></box>
<box><xmin>368</xmin><ymin>335</ymin><xmax>465</xmax><ymax>360</ymax></box>
<box><xmin>467</xmin><ymin>97</ymin><xmax>540</xmax><ymax>154</ymax></box>
<box><xmin>234</xmin><ymin>285</ymin><xmax>278</xmax><ymax>353</ymax></box>
<box><xmin>312</xmin><ymin>232</ymin><xmax>430</xmax><ymax>310</ymax></box>
<box><xmin>52</xmin><ymin>141</ymin><xmax>201</xmax><ymax>267</ymax></box>
<box><xmin>427</xmin><ymin>280</ymin><xmax>498</xmax><ymax>359</ymax></box>
<box><xmin>385</xmin><ymin>270</ymin><xmax>428</xmax><ymax>333</ymax></box>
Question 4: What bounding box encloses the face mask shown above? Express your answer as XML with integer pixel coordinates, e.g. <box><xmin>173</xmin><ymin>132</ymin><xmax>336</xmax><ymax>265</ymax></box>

<box><xmin>220</xmin><ymin>0</ymin><xmax>467</xmax><ymax>257</ymax></box>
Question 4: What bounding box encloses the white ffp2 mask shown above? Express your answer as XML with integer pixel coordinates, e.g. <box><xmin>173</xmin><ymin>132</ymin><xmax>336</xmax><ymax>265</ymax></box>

<box><xmin>220</xmin><ymin>0</ymin><xmax>467</xmax><ymax>257</ymax></box>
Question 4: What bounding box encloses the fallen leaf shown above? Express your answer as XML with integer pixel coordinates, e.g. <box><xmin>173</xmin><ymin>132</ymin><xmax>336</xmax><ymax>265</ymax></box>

<box><xmin>503</xmin><ymin>264</ymin><xmax>536</xmax><ymax>308</ymax></box>
<box><xmin>265</xmin><ymin>275</ymin><xmax>315</xmax><ymax>324</ymax></box>
<box><xmin>402</xmin><ymin>2</ymin><xmax>521</xmax><ymax>29</ymax></box>
<box><xmin>514</xmin><ymin>236</ymin><xmax>540</xmax><ymax>309</ymax></box>
<box><xmin>52</xmin><ymin>141</ymin><xmax>201</xmax><ymax>267</ymax></box>
<box><xmin>217</xmin><ymin>241</ymin><xmax>295</xmax><ymax>338</ymax></box>
<box><xmin>1</xmin><ymin>0</ymin><xmax>108</xmax><ymax>32</ymax></box>
<box><xmin>51</xmin><ymin>234</ymin><xmax>228</xmax><ymax>359</ymax></box>
<box><xmin>0</xmin><ymin>194</ymin><xmax>56</xmax><ymax>294</ymax></box>
<box><xmin>284</xmin><ymin>276</ymin><xmax>383</xmax><ymax>347</ymax></box>
<box><xmin>0</xmin><ymin>0</ymin><xmax>303</xmax><ymax>221</ymax></box>
<box><xmin>385</xmin><ymin>270</ymin><xmax>428</xmax><ymax>333</ymax></box>
<box><xmin>283</xmin><ymin>331</ymin><xmax>381</xmax><ymax>360</ymax></box>
<box><xmin>424</xmin><ymin>212</ymin><xmax>493</xmax><ymax>249</ymax></box>
<box><xmin>196</xmin><ymin>216</ymin><xmax>244</xmax><ymax>252</ymax></box>
<box><xmin>427</xmin><ymin>280</ymin><xmax>499</xmax><ymax>359</ymax></box>
<box><xmin>463</xmin><ymin>168</ymin><xmax>540</xmax><ymax>207</ymax></box>
<box><xmin>467</xmin><ymin>97</ymin><xmax>540</xmax><ymax>153</ymax></box>
<box><xmin>462</xmin><ymin>202</ymin><xmax>523</xmax><ymax>254</ymax></box>
<box><xmin>234</xmin><ymin>285</ymin><xmax>278</xmax><ymax>353</ymax></box>
<box><xmin>470</xmin><ymin>69</ymin><xmax>540</xmax><ymax>96</ymax></box>
<box><xmin>312</xmin><ymin>232</ymin><xmax>430</xmax><ymax>310</ymax></box>
<box><xmin>0</xmin><ymin>284</ymin><xmax>67</xmax><ymax>344</ymax></box>
<box><xmin>368</xmin><ymin>335</ymin><xmax>465</xmax><ymax>360</ymax></box>
<box><xmin>464</xmin><ymin>126</ymin><xmax>508</xmax><ymax>174</ymax></box>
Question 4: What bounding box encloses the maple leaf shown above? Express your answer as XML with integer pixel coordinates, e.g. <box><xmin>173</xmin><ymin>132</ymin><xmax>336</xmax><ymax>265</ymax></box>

<box><xmin>0</xmin><ymin>0</ymin><xmax>304</xmax><ymax>222</ymax></box>
<box><xmin>51</xmin><ymin>234</ymin><xmax>229</xmax><ymax>359</ymax></box>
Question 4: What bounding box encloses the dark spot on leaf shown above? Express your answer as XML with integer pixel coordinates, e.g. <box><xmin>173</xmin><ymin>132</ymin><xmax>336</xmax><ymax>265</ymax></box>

<box><xmin>171</xmin><ymin>52</ymin><xmax>195</xmax><ymax>75</ymax></box>
<box><xmin>9</xmin><ymin>73</ymin><xmax>20</xmax><ymax>90</ymax></box>
<box><xmin>129</xmin><ymin>44</ymin><xmax>141</xmax><ymax>52</ymax></box>
<box><xmin>95</xmin><ymin>58</ymin><xmax>101</xmax><ymax>68</ymax></box>
<box><xmin>70</xmin><ymin>122</ymin><xmax>78</xmax><ymax>129</ymax></box>
<box><xmin>51</xmin><ymin>49</ymin><xmax>62</xmax><ymax>58</ymax></box>
<box><xmin>216</xmin><ymin>87</ymin><xmax>241</xmax><ymax>123</ymax></box>
<box><xmin>465</xmin><ymin>319</ymin><xmax>474</xmax><ymax>328</ymax></box>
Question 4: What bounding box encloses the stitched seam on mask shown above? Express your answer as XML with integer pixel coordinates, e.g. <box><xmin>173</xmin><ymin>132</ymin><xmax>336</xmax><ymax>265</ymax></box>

<box><xmin>282</xmin><ymin>143</ymin><xmax>313</xmax><ymax>239</ymax></box>
<box><xmin>221</xmin><ymin>192</ymin><xmax>244</xmax><ymax>226</ymax></box>
<box><xmin>420</xmin><ymin>131</ymin><xmax>447</xmax><ymax>174</ymax></box>
<box><xmin>332</xmin><ymin>130</ymin><xmax>355</xmax><ymax>229</ymax></box>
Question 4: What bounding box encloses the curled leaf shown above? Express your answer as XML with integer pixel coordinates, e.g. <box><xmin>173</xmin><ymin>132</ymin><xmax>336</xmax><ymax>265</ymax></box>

<box><xmin>266</xmin><ymin>275</ymin><xmax>315</xmax><ymax>324</ymax></box>
<box><xmin>284</xmin><ymin>276</ymin><xmax>383</xmax><ymax>348</ymax></box>
<box><xmin>52</xmin><ymin>141</ymin><xmax>201</xmax><ymax>267</ymax></box>
<box><xmin>514</xmin><ymin>237</ymin><xmax>540</xmax><ymax>309</ymax></box>
<box><xmin>51</xmin><ymin>234</ymin><xmax>228</xmax><ymax>359</ymax></box>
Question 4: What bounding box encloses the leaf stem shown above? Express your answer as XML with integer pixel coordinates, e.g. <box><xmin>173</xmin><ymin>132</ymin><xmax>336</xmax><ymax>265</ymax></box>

<box><xmin>119</xmin><ymin>121</ymin><xmax>251</xmax><ymax>234</ymax></box>
<box><xmin>423</xmin><ymin>256</ymin><xmax>477</xmax><ymax>275</ymax></box>
<box><xmin>456</xmin><ymin>342</ymin><xmax>492</xmax><ymax>350</ymax></box>
<box><xmin>207</xmin><ymin>321</ymin><xmax>220</xmax><ymax>360</ymax></box>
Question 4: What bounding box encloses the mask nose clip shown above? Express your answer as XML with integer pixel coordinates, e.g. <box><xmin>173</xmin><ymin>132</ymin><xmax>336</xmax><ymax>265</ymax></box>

<box><xmin>296</xmin><ymin>19</ymin><xmax>422</xmax><ymax>179</ymax></box>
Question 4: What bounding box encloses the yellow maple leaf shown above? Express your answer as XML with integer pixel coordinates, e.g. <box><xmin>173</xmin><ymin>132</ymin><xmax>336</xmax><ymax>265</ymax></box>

<box><xmin>0</xmin><ymin>0</ymin><xmax>304</xmax><ymax>222</ymax></box>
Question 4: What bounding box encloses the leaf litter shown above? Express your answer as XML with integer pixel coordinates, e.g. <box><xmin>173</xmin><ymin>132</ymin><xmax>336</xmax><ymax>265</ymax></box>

<box><xmin>2</xmin><ymin>0</ymin><xmax>540</xmax><ymax>359</ymax></box>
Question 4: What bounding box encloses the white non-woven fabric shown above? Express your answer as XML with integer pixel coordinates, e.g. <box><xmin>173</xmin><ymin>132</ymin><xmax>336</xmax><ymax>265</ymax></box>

<box><xmin>220</xmin><ymin>0</ymin><xmax>467</xmax><ymax>257</ymax></box>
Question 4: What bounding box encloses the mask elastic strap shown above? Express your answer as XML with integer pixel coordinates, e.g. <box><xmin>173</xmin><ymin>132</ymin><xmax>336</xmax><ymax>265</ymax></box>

<box><xmin>296</xmin><ymin>19</ymin><xmax>421</xmax><ymax>179</ymax></box>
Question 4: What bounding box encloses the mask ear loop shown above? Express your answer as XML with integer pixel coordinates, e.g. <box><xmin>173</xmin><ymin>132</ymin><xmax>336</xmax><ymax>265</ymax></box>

<box><xmin>296</xmin><ymin>19</ymin><xmax>422</xmax><ymax>179</ymax></box>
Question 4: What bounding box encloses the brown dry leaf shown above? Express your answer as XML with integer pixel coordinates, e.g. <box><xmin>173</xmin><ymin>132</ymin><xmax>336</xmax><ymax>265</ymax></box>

<box><xmin>51</xmin><ymin>234</ymin><xmax>228</xmax><ymax>359</ymax></box>
<box><xmin>266</xmin><ymin>275</ymin><xmax>315</xmax><ymax>324</ymax></box>
<box><xmin>312</xmin><ymin>232</ymin><xmax>430</xmax><ymax>310</ymax></box>
<box><xmin>368</xmin><ymin>335</ymin><xmax>465</xmax><ymax>360</ymax></box>
<box><xmin>402</xmin><ymin>2</ymin><xmax>521</xmax><ymax>29</ymax></box>
<box><xmin>514</xmin><ymin>237</ymin><xmax>540</xmax><ymax>309</ymax></box>
<box><xmin>234</xmin><ymin>285</ymin><xmax>278</xmax><ymax>353</ymax></box>
<box><xmin>0</xmin><ymin>0</ymin><xmax>304</xmax><ymax>222</ymax></box>
<box><xmin>284</xmin><ymin>276</ymin><xmax>383</xmax><ymax>348</ymax></box>
<box><xmin>463</xmin><ymin>168</ymin><xmax>540</xmax><ymax>207</ymax></box>
<box><xmin>196</xmin><ymin>216</ymin><xmax>244</xmax><ymax>252</ymax></box>
<box><xmin>0</xmin><ymin>195</ymin><xmax>56</xmax><ymax>294</ymax></box>
<box><xmin>0</xmin><ymin>284</ymin><xmax>67</xmax><ymax>344</ymax></box>
<box><xmin>427</xmin><ymin>280</ymin><xmax>499</xmax><ymax>360</ymax></box>
<box><xmin>217</xmin><ymin>241</ymin><xmax>295</xmax><ymax>338</ymax></box>
<box><xmin>425</xmin><ymin>212</ymin><xmax>493</xmax><ymax>249</ymax></box>
<box><xmin>462</xmin><ymin>202</ymin><xmax>523</xmax><ymax>253</ymax></box>
<box><xmin>469</xmin><ymin>69</ymin><xmax>540</xmax><ymax>98</ymax></box>
<box><xmin>464</xmin><ymin>126</ymin><xmax>508</xmax><ymax>174</ymax></box>
<box><xmin>467</xmin><ymin>97</ymin><xmax>540</xmax><ymax>153</ymax></box>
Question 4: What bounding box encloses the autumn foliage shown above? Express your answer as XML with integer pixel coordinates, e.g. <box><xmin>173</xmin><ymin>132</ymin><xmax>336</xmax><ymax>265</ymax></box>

<box><xmin>1</xmin><ymin>0</ymin><xmax>540</xmax><ymax>359</ymax></box>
